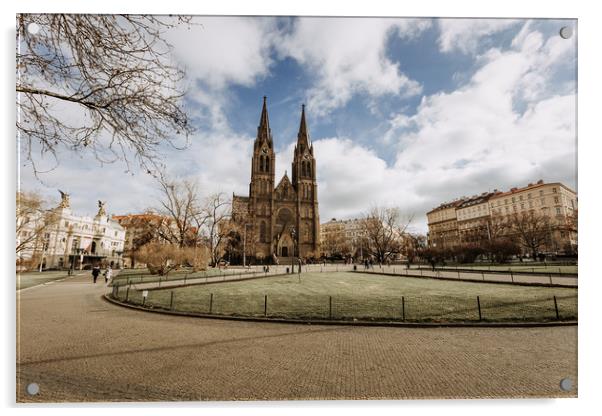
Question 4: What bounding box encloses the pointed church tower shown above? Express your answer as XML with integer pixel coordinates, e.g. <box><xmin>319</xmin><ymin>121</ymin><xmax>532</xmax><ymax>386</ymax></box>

<box><xmin>291</xmin><ymin>104</ymin><xmax>320</xmax><ymax>256</ymax></box>
<box><xmin>249</xmin><ymin>96</ymin><xmax>276</xmax><ymax>255</ymax></box>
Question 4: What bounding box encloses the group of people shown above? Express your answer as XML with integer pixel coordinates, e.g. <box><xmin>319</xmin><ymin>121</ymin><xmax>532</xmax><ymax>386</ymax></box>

<box><xmin>91</xmin><ymin>265</ymin><xmax>112</xmax><ymax>285</ymax></box>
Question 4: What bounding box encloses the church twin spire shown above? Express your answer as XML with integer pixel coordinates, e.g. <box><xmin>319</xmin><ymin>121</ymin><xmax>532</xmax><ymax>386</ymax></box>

<box><xmin>255</xmin><ymin>97</ymin><xmax>311</xmax><ymax>151</ymax></box>
<box><xmin>256</xmin><ymin>96</ymin><xmax>272</xmax><ymax>147</ymax></box>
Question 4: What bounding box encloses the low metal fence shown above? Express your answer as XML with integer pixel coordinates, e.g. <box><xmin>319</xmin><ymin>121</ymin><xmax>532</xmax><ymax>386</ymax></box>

<box><xmin>109</xmin><ymin>286</ymin><xmax>577</xmax><ymax>323</ymax></box>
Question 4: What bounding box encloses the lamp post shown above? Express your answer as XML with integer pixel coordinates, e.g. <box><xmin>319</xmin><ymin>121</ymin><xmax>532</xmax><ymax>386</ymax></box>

<box><xmin>116</xmin><ymin>250</ymin><xmax>123</xmax><ymax>269</ymax></box>
<box><xmin>290</xmin><ymin>226</ymin><xmax>296</xmax><ymax>274</ymax></box>
<box><xmin>243</xmin><ymin>223</ymin><xmax>252</xmax><ymax>268</ymax></box>
<box><xmin>38</xmin><ymin>241</ymin><xmax>48</xmax><ymax>273</ymax></box>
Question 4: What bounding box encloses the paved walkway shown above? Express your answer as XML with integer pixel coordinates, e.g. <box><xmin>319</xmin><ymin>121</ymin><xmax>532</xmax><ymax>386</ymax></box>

<box><xmin>17</xmin><ymin>275</ymin><xmax>577</xmax><ymax>402</ymax></box>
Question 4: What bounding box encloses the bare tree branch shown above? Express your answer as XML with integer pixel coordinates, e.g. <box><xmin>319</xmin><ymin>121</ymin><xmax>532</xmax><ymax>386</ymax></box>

<box><xmin>16</xmin><ymin>14</ymin><xmax>195</xmax><ymax>178</ymax></box>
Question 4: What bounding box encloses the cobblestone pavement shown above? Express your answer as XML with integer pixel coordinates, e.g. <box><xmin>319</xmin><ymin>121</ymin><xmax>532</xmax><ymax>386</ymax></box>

<box><xmin>16</xmin><ymin>275</ymin><xmax>577</xmax><ymax>402</ymax></box>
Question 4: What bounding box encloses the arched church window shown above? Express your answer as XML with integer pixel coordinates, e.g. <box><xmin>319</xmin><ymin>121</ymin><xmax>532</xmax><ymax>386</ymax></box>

<box><xmin>265</xmin><ymin>157</ymin><xmax>270</xmax><ymax>173</ymax></box>
<box><xmin>260</xmin><ymin>221</ymin><xmax>267</xmax><ymax>243</ymax></box>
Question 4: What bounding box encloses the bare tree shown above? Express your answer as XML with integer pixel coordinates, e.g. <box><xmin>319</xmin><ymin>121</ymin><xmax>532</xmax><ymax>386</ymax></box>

<box><xmin>507</xmin><ymin>211</ymin><xmax>552</xmax><ymax>259</ymax></box>
<box><xmin>155</xmin><ymin>177</ymin><xmax>204</xmax><ymax>248</ymax></box>
<box><xmin>201</xmin><ymin>193</ymin><xmax>231</xmax><ymax>266</ymax></box>
<box><xmin>16</xmin><ymin>191</ymin><xmax>58</xmax><ymax>258</ymax></box>
<box><xmin>401</xmin><ymin>233</ymin><xmax>426</xmax><ymax>265</ymax></box>
<box><xmin>360</xmin><ymin>206</ymin><xmax>413</xmax><ymax>263</ymax></box>
<box><xmin>16</xmin><ymin>14</ymin><xmax>194</xmax><ymax>176</ymax></box>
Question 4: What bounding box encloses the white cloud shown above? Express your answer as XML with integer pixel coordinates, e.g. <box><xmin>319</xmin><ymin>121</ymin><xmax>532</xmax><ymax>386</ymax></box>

<box><xmin>438</xmin><ymin>18</ymin><xmax>520</xmax><ymax>54</ymax></box>
<box><xmin>384</xmin><ymin>23</ymin><xmax>576</xmax><ymax>225</ymax></box>
<box><xmin>276</xmin><ymin>18</ymin><xmax>431</xmax><ymax>116</ymax></box>
<box><xmin>166</xmin><ymin>17</ymin><xmax>278</xmax><ymax>89</ymax></box>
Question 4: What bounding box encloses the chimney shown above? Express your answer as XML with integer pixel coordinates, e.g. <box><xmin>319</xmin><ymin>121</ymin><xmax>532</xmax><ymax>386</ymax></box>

<box><xmin>537</xmin><ymin>179</ymin><xmax>544</xmax><ymax>184</ymax></box>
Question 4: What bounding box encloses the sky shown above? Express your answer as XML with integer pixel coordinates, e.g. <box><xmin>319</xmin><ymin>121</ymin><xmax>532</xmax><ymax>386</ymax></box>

<box><xmin>19</xmin><ymin>17</ymin><xmax>578</xmax><ymax>233</ymax></box>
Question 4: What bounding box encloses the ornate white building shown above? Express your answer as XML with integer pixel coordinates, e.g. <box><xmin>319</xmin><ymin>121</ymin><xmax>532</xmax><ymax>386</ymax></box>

<box><xmin>19</xmin><ymin>191</ymin><xmax>126</xmax><ymax>270</ymax></box>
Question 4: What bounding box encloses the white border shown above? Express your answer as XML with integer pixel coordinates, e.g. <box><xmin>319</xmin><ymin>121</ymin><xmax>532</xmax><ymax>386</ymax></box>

<box><xmin>3</xmin><ymin>1</ymin><xmax>600</xmax><ymax>415</ymax></box>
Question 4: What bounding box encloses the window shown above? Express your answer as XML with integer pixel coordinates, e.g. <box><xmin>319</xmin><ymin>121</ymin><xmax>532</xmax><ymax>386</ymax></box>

<box><xmin>556</xmin><ymin>207</ymin><xmax>561</xmax><ymax>215</ymax></box>
<box><xmin>259</xmin><ymin>221</ymin><xmax>267</xmax><ymax>243</ymax></box>
<box><xmin>519</xmin><ymin>195</ymin><xmax>523</xmax><ymax>201</ymax></box>
<box><xmin>528</xmin><ymin>193</ymin><xmax>531</xmax><ymax>199</ymax></box>
<box><xmin>512</xmin><ymin>197</ymin><xmax>515</xmax><ymax>203</ymax></box>
<box><xmin>520</xmin><ymin>203</ymin><xmax>525</xmax><ymax>210</ymax></box>
<box><xmin>554</xmin><ymin>197</ymin><xmax>559</xmax><ymax>204</ymax></box>
<box><xmin>553</xmin><ymin>187</ymin><xmax>557</xmax><ymax>193</ymax></box>
<box><xmin>513</xmin><ymin>205</ymin><xmax>517</xmax><ymax>212</ymax></box>
<box><xmin>539</xmin><ymin>190</ymin><xmax>544</xmax><ymax>196</ymax></box>
<box><xmin>540</xmin><ymin>198</ymin><xmax>545</xmax><ymax>205</ymax></box>
<box><xmin>529</xmin><ymin>201</ymin><xmax>533</xmax><ymax>208</ymax></box>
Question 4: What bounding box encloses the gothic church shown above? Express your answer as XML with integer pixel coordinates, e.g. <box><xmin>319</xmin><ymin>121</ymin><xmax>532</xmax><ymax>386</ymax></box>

<box><xmin>232</xmin><ymin>97</ymin><xmax>320</xmax><ymax>262</ymax></box>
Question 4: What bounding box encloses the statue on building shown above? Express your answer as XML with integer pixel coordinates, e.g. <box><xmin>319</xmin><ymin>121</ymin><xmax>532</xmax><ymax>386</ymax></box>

<box><xmin>58</xmin><ymin>190</ymin><xmax>70</xmax><ymax>208</ymax></box>
<box><xmin>97</xmin><ymin>200</ymin><xmax>107</xmax><ymax>217</ymax></box>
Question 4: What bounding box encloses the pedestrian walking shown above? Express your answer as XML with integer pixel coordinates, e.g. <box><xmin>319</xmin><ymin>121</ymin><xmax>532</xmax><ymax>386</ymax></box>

<box><xmin>92</xmin><ymin>266</ymin><xmax>100</xmax><ymax>284</ymax></box>
<box><xmin>104</xmin><ymin>265</ymin><xmax>112</xmax><ymax>286</ymax></box>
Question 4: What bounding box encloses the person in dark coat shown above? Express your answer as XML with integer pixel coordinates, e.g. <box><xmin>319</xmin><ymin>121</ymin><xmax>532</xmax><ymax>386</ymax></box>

<box><xmin>92</xmin><ymin>266</ymin><xmax>100</xmax><ymax>284</ymax></box>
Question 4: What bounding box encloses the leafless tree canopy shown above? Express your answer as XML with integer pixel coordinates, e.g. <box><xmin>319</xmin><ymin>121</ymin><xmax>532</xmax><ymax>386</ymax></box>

<box><xmin>154</xmin><ymin>177</ymin><xmax>231</xmax><ymax>265</ymax></box>
<box><xmin>507</xmin><ymin>211</ymin><xmax>552</xmax><ymax>259</ymax></box>
<box><xmin>156</xmin><ymin>178</ymin><xmax>204</xmax><ymax>248</ymax></box>
<box><xmin>16</xmin><ymin>14</ymin><xmax>194</xmax><ymax>176</ymax></box>
<box><xmin>361</xmin><ymin>206</ymin><xmax>413</xmax><ymax>263</ymax></box>
<box><xmin>16</xmin><ymin>191</ymin><xmax>58</xmax><ymax>256</ymax></box>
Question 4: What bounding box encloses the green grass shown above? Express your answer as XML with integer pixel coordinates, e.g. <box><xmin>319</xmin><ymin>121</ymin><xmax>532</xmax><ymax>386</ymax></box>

<box><xmin>423</xmin><ymin>264</ymin><xmax>577</xmax><ymax>274</ymax></box>
<box><xmin>17</xmin><ymin>271</ymin><xmax>80</xmax><ymax>290</ymax></box>
<box><xmin>112</xmin><ymin>268</ymin><xmax>251</xmax><ymax>285</ymax></box>
<box><xmin>115</xmin><ymin>271</ymin><xmax>578</xmax><ymax>323</ymax></box>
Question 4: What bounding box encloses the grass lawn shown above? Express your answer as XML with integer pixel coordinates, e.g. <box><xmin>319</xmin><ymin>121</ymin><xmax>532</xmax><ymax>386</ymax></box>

<box><xmin>118</xmin><ymin>271</ymin><xmax>578</xmax><ymax>323</ymax></box>
<box><xmin>112</xmin><ymin>268</ymin><xmax>255</xmax><ymax>285</ymax></box>
<box><xmin>17</xmin><ymin>271</ymin><xmax>81</xmax><ymax>290</ymax></box>
<box><xmin>424</xmin><ymin>264</ymin><xmax>577</xmax><ymax>274</ymax></box>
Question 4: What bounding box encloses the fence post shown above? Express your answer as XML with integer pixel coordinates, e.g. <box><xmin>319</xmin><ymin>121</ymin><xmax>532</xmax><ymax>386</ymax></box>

<box><xmin>402</xmin><ymin>296</ymin><xmax>405</xmax><ymax>321</ymax></box>
<box><xmin>420</xmin><ymin>269</ymin><xmax>423</xmax><ymax>277</ymax></box>
<box><xmin>481</xmin><ymin>271</ymin><xmax>485</xmax><ymax>281</ymax></box>
<box><xmin>457</xmin><ymin>270</ymin><xmax>460</xmax><ymax>279</ymax></box>
<box><xmin>553</xmin><ymin>295</ymin><xmax>559</xmax><ymax>320</ymax></box>
<box><xmin>209</xmin><ymin>293</ymin><xmax>213</xmax><ymax>314</ymax></box>
<box><xmin>477</xmin><ymin>296</ymin><xmax>482</xmax><ymax>321</ymax></box>
<box><xmin>184</xmin><ymin>274</ymin><xmax>187</xmax><ymax>284</ymax></box>
<box><xmin>116</xmin><ymin>285</ymin><xmax>120</xmax><ymax>298</ymax></box>
<box><xmin>170</xmin><ymin>291</ymin><xmax>174</xmax><ymax>310</ymax></box>
<box><xmin>510</xmin><ymin>270</ymin><xmax>514</xmax><ymax>283</ymax></box>
<box><xmin>158</xmin><ymin>277</ymin><xmax>161</xmax><ymax>288</ymax></box>
<box><xmin>549</xmin><ymin>274</ymin><xmax>553</xmax><ymax>286</ymax></box>
<box><xmin>264</xmin><ymin>295</ymin><xmax>268</xmax><ymax>317</ymax></box>
<box><xmin>329</xmin><ymin>296</ymin><xmax>332</xmax><ymax>319</ymax></box>
<box><xmin>125</xmin><ymin>286</ymin><xmax>130</xmax><ymax>302</ymax></box>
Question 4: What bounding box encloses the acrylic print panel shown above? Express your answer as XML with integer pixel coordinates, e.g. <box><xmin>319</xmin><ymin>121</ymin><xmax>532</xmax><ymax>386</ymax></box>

<box><xmin>16</xmin><ymin>15</ymin><xmax>577</xmax><ymax>402</ymax></box>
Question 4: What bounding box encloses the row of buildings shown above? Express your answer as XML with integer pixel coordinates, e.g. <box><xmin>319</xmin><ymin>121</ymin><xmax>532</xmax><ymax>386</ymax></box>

<box><xmin>426</xmin><ymin>180</ymin><xmax>577</xmax><ymax>256</ymax></box>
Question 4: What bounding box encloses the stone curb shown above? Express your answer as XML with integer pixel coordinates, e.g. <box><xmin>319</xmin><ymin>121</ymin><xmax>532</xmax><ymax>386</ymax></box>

<box><xmin>102</xmin><ymin>294</ymin><xmax>578</xmax><ymax>329</ymax></box>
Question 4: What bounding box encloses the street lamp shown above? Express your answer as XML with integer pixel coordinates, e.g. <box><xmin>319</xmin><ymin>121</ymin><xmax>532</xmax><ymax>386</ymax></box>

<box><xmin>290</xmin><ymin>226</ymin><xmax>296</xmax><ymax>274</ymax></box>
<box><xmin>242</xmin><ymin>223</ymin><xmax>253</xmax><ymax>268</ymax></box>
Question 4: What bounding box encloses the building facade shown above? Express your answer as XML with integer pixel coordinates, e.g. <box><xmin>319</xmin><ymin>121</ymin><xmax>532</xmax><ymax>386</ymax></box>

<box><xmin>320</xmin><ymin>217</ymin><xmax>368</xmax><ymax>258</ymax></box>
<box><xmin>456</xmin><ymin>192</ymin><xmax>497</xmax><ymax>243</ymax></box>
<box><xmin>488</xmin><ymin>180</ymin><xmax>577</xmax><ymax>254</ymax></box>
<box><xmin>232</xmin><ymin>97</ymin><xmax>321</xmax><ymax>263</ymax></box>
<box><xmin>19</xmin><ymin>192</ymin><xmax>126</xmax><ymax>270</ymax></box>
<box><xmin>426</xmin><ymin>180</ymin><xmax>577</xmax><ymax>256</ymax></box>
<box><xmin>426</xmin><ymin>199</ymin><xmax>465</xmax><ymax>249</ymax></box>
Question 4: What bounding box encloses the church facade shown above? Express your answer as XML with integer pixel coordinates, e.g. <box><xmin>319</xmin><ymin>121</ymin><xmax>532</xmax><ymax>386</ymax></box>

<box><xmin>232</xmin><ymin>97</ymin><xmax>320</xmax><ymax>263</ymax></box>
